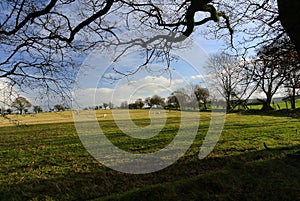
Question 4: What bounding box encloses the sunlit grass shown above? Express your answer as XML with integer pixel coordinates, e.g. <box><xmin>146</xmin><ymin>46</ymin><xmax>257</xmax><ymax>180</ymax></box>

<box><xmin>0</xmin><ymin>110</ymin><xmax>300</xmax><ymax>200</ymax></box>
<box><xmin>247</xmin><ymin>99</ymin><xmax>300</xmax><ymax>110</ymax></box>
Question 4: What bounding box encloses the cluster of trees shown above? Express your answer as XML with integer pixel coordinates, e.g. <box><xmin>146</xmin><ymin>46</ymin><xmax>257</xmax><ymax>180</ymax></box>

<box><xmin>207</xmin><ymin>38</ymin><xmax>299</xmax><ymax>111</ymax></box>
<box><xmin>0</xmin><ymin>108</ymin><xmax>12</xmax><ymax>115</ymax></box>
<box><xmin>53</xmin><ymin>104</ymin><xmax>67</xmax><ymax>112</ymax></box>
<box><xmin>0</xmin><ymin>96</ymin><xmax>69</xmax><ymax>115</ymax></box>
<box><xmin>0</xmin><ymin>96</ymin><xmax>33</xmax><ymax>114</ymax></box>
<box><xmin>127</xmin><ymin>95</ymin><xmax>166</xmax><ymax>110</ymax></box>
<box><xmin>166</xmin><ymin>86</ymin><xmax>210</xmax><ymax>110</ymax></box>
<box><xmin>91</xmin><ymin>102</ymin><xmax>114</xmax><ymax>110</ymax></box>
<box><xmin>121</xmin><ymin>85</ymin><xmax>210</xmax><ymax>111</ymax></box>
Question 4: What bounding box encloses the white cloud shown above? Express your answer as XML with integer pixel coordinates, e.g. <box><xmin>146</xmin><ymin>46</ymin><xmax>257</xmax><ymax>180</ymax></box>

<box><xmin>191</xmin><ymin>75</ymin><xmax>201</xmax><ymax>80</ymax></box>
<box><xmin>98</xmin><ymin>88</ymin><xmax>113</xmax><ymax>94</ymax></box>
<box><xmin>73</xmin><ymin>75</ymin><xmax>186</xmax><ymax>108</ymax></box>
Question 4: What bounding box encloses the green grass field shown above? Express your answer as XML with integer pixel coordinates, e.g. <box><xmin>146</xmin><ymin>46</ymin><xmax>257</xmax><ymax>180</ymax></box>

<box><xmin>247</xmin><ymin>99</ymin><xmax>300</xmax><ymax>110</ymax></box>
<box><xmin>1</xmin><ymin>110</ymin><xmax>300</xmax><ymax>201</ymax></box>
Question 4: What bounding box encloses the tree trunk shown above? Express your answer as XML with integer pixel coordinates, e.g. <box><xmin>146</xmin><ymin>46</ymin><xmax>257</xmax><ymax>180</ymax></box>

<box><xmin>278</xmin><ymin>0</ymin><xmax>300</xmax><ymax>54</ymax></box>
<box><xmin>226</xmin><ymin>100</ymin><xmax>231</xmax><ymax>111</ymax></box>
<box><xmin>261</xmin><ymin>95</ymin><xmax>274</xmax><ymax>111</ymax></box>
<box><xmin>226</xmin><ymin>93</ymin><xmax>231</xmax><ymax>111</ymax></box>
<box><xmin>291</xmin><ymin>86</ymin><xmax>296</xmax><ymax>109</ymax></box>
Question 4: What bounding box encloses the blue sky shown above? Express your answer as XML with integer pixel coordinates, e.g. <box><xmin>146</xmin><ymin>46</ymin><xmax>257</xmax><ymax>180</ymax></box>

<box><xmin>0</xmin><ymin>1</ymin><xmax>283</xmax><ymax>111</ymax></box>
<box><xmin>0</xmin><ymin>31</ymin><xmax>266</xmax><ymax>110</ymax></box>
<box><xmin>1</xmin><ymin>31</ymin><xmax>286</xmax><ymax>111</ymax></box>
<box><xmin>0</xmin><ymin>1</ymin><xmax>237</xmax><ymax>110</ymax></box>
<box><xmin>0</xmin><ymin>32</ymin><xmax>224</xmax><ymax>110</ymax></box>
<box><xmin>71</xmin><ymin>34</ymin><xmax>220</xmax><ymax>108</ymax></box>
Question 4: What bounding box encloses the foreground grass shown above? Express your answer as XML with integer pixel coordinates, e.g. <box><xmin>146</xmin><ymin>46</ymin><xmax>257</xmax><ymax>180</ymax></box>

<box><xmin>0</xmin><ymin>110</ymin><xmax>300</xmax><ymax>201</ymax></box>
<box><xmin>97</xmin><ymin>158</ymin><xmax>300</xmax><ymax>201</ymax></box>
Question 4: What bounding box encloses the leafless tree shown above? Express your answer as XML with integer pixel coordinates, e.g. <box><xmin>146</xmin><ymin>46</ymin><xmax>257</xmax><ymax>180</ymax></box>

<box><xmin>250</xmin><ymin>38</ymin><xmax>299</xmax><ymax>111</ymax></box>
<box><xmin>285</xmin><ymin>69</ymin><xmax>300</xmax><ymax>109</ymax></box>
<box><xmin>203</xmin><ymin>0</ymin><xmax>300</xmax><ymax>57</ymax></box>
<box><xmin>171</xmin><ymin>87</ymin><xmax>198</xmax><ymax>111</ymax></box>
<box><xmin>206</xmin><ymin>53</ymin><xmax>256</xmax><ymax>111</ymax></box>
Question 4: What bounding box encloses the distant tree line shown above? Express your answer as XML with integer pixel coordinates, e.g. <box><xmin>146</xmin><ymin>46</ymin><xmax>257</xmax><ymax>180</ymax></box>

<box><xmin>92</xmin><ymin>102</ymin><xmax>114</xmax><ymax>110</ymax></box>
<box><xmin>0</xmin><ymin>96</ymin><xmax>70</xmax><ymax>115</ymax></box>
<box><xmin>120</xmin><ymin>85</ymin><xmax>211</xmax><ymax>111</ymax></box>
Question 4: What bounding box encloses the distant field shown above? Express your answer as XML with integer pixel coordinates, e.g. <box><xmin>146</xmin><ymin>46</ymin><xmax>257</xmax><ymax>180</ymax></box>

<box><xmin>1</xmin><ymin>99</ymin><xmax>299</xmax><ymax>127</ymax></box>
<box><xmin>247</xmin><ymin>99</ymin><xmax>300</xmax><ymax>110</ymax></box>
<box><xmin>0</xmin><ymin>110</ymin><xmax>105</xmax><ymax>127</ymax></box>
<box><xmin>1</xmin><ymin>110</ymin><xmax>300</xmax><ymax>200</ymax></box>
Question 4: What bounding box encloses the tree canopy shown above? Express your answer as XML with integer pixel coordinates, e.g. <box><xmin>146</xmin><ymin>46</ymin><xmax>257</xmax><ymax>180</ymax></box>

<box><xmin>11</xmin><ymin>96</ymin><xmax>31</xmax><ymax>114</ymax></box>
<box><xmin>0</xmin><ymin>0</ymin><xmax>299</xmax><ymax>100</ymax></box>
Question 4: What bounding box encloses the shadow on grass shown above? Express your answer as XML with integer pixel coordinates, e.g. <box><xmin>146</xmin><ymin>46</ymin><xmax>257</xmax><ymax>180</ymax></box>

<box><xmin>99</xmin><ymin>155</ymin><xmax>300</xmax><ymax>201</ymax></box>
<box><xmin>241</xmin><ymin>108</ymin><xmax>300</xmax><ymax>119</ymax></box>
<box><xmin>1</xmin><ymin>145</ymin><xmax>300</xmax><ymax>201</ymax></box>
<box><xmin>97</xmin><ymin>146</ymin><xmax>300</xmax><ymax>201</ymax></box>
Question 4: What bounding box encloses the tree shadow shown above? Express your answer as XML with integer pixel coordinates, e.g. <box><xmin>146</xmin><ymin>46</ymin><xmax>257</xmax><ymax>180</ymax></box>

<box><xmin>1</xmin><ymin>144</ymin><xmax>300</xmax><ymax>201</ymax></box>
<box><xmin>241</xmin><ymin>108</ymin><xmax>300</xmax><ymax>119</ymax></box>
<box><xmin>99</xmin><ymin>147</ymin><xmax>300</xmax><ymax>201</ymax></box>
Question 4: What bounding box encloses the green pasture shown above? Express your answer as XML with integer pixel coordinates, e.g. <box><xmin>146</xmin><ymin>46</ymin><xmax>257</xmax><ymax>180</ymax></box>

<box><xmin>1</xmin><ymin>110</ymin><xmax>300</xmax><ymax>201</ymax></box>
<box><xmin>247</xmin><ymin>99</ymin><xmax>300</xmax><ymax>110</ymax></box>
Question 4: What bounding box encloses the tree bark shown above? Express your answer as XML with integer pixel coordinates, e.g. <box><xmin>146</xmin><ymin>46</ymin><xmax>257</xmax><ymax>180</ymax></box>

<box><xmin>291</xmin><ymin>86</ymin><xmax>296</xmax><ymax>109</ymax></box>
<box><xmin>278</xmin><ymin>0</ymin><xmax>300</xmax><ymax>54</ymax></box>
<box><xmin>261</xmin><ymin>93</ymin><xmax>274</xmax><ymax>111</ymax></box>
